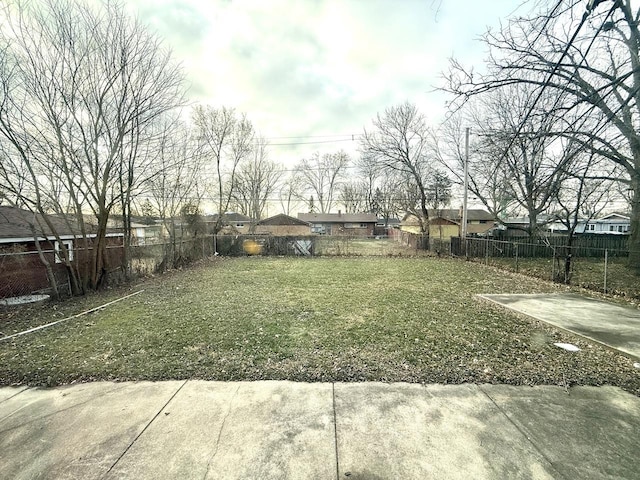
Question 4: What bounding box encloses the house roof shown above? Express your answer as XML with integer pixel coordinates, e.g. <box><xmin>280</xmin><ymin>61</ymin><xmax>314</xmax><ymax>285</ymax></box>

<box><xmin>204</xmin><ymin>212</ymin><xmax>253</xmax><ymax>223</ymax></box>
<box><xmin>598</xmin><ymin>213</ymin><xmax>630</xmax><ymax>221</ymax></box>
<box><xmin>376</xmin><ymin>217</ymin><xmax>401</xmax><ymax>226</ymax></box>
<box><xmin>0</xmin><ymin>206</ymin><xmax>89</xmax><ymax>241</ymax></box>
<box><xmin>402</xmin><ymin>209</ymin><xmax>493</xmax><ymax>225</ymax></box>
<box><xmin>434</xmin><ymin>209</ymin><xmax>494</xmax><ymax>221</ymax></box>
<box><xmin>257</xmin><ymin>214</ymin><xmax>310</xmax><ymax>226</ymax></box>
<box><xmin>0</xmin><ymin>206</ymin><xmax>125</xmax><ymax>244</ymax></box>
<box><xmin>298</xmin><ymin>212</ymin><xmax>378</xmax><ymax>223</ymax></box>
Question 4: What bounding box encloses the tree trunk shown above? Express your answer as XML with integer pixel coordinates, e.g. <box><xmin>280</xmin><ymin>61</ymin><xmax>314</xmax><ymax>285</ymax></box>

<box><xmin>563</xmin><ymin>233</ymin><xmax>574</xmax><ymax>285</ymax></box>
<box><xmin>629</xmin><ymin>174</ymin><xmax>640</xmax><ymax>274</ymax></box>
<box><xmin>91</xmin><ymin>212</ymin><xmax>109</xmax><ymax>289</ymax></box>
<box><xmin>31</xmin><ymin>231</ymin><xmax>59</xmax><ymax>300</ymax></box>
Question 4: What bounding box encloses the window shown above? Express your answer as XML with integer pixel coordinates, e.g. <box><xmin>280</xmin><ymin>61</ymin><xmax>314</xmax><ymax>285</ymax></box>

<box><xmin>236</xmin><ymin>223</ymin><xmax>245</xmax><ymax>228</ymax></box>
<box><xmin>609</xmin><ymin>225</ymin><xmax>615</xmax><ymax>232</ymax></box>
<box><xmin>345</xmin><ymin>223</ymin><xmax>369</xmax><ymax>229</ymax></box>
<box><xmin>54</xmin><ymin>240</ymin><xmax>73</xmax><ymax>263</ymax></box>
<box><xmin>479</xmin><ymin>220</ymin><xmax>488</xmax><ymax>224</ymax></box>
<box><xmin>587</xmin><ymin>224</ymin><xmax>595</xmax><ymax>231</ymax></box>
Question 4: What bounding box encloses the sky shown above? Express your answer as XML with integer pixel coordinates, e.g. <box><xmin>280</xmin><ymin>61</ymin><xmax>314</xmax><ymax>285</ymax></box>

<box><xmin>123</xmin><ymin>0</ymin><xmax>530</xmax><ymax>168</ymax></box>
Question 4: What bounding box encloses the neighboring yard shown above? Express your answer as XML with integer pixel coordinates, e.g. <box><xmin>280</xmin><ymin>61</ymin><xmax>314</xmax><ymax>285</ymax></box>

<box><xmin>0</xmin><ymin>256</ymin><xmax>638</xmax><ymax>395</ymax></box>
<box><xmin>487</xmin><ymin>256</ymin><xmax>640</xmax><ymax>299</ymax></box>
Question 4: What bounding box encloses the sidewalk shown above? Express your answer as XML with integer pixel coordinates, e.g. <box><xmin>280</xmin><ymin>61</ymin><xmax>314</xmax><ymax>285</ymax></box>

<box><xmin>1</xmin><ymin>381</ymin><xmax>639</xmax><ymax>479</ymax></box>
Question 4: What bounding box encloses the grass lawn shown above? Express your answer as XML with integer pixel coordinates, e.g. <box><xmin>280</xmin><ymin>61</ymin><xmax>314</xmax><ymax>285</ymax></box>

<box><xmin>487</xmin><ymin>256</ymin><xmax>640</xmax><ymax>300</ymax></box>
<box><xmin>314</xmin><ymin>237</ymin><xmax>428</xmax><ymax>256</ymax></box>
<box><xmin>1</xmin><ymin>256</ymin><xmax>638</xmax><ymax>395</ymax></box>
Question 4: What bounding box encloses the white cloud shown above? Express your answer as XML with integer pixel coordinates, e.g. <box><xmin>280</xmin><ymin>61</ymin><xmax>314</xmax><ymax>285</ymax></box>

<box><xmin>123</xmin><ymin>0</ymin><xmax>525</xmax><ymax>164</ymax></box>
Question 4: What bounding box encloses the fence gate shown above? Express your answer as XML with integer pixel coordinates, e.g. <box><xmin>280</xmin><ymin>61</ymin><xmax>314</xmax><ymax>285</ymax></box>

<box><xmin>291</xmin><ymin>239</ymin><xmax>313</xmax><ymax>256</ymax></box>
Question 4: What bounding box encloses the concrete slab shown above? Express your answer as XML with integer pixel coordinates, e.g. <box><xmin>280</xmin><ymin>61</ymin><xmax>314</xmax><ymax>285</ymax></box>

<box><xmin>333</xmin><ymin>383</ymin><xmax>557</xmax><ymax>480</ymax></box>
<box><xmin>481</xmin><ymin>384</ymin><xmax>640</xmax><ymax>480</ymax></box>
<box><xmin>480</xmin><ymin>293</ymin><xmax>640</xmax><ymax>359</ymax></box>
<box><xmin>2</xmin><ymin>381</ymin><xmax>639</xmax><ymax>480</ymax></box>
<box><xmin>0</xmin><ymin>386</ymin><xmax>28</xmax><ymax>404</ymax></box>
<box><xmin>0</xmin><ymin>381</ymin><xmax>184</xmax><ymax>480</ymax></box>
<box><xmin>108</xmin><ymin>381</ymin><xmax>335</xmax><ymax>480</ymax></box>
<box><xmin>105</xmin><ymin>381</ymin><xmax>239</xmax><ymax>480</ymax></box>
<box><xmin>202</xmin><ymin>381</ymin><xmax>336</xmax><ymax>480</ymax></box>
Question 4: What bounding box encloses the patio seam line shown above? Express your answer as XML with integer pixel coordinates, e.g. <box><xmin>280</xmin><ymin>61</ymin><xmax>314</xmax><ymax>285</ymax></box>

<box><xmin>202</xmin><ymin>383</ymin><xmax>241</xmax><ymax>480</ymax></box>
<box><xmin>0</xmin><ymin>384</ymin><xmax>128</xmax><ymax>435</ymax></box>
<box><xmin>332</xmin><ymin>382</ymin><xmax>340</xmax><ymax>480</ymax></box>
<box><xmin>477</xmin><ymin>385</ymin><xmax>567</xmax><ymax>480</ymax></box>
<box><xmin>0</xmin><ymin>386</ymin><xmax>29</xmax><ymax>406</ymax></box>
<box><xmin>102</xmin><ymin>379</ymin><xmax>188</xmax><ymax>479</ymax></box>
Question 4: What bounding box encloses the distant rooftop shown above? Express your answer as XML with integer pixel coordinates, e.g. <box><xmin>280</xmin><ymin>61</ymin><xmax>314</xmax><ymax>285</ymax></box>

<box><xmin>298</xmin><ymin>212</ymin><xmax>378</xmax><ymax>223</ymax></box>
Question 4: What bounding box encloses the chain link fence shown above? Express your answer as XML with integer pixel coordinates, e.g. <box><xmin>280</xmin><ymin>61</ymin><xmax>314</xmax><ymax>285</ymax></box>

<box><xmin>451</xmin><ymin>236</ymin><xmax>640</xmax><ymax>299</ymax></box>
<box><xmin>0</xmin><ymin>243</ymin><xmax>124</xmax><ymax>301</ymax></box>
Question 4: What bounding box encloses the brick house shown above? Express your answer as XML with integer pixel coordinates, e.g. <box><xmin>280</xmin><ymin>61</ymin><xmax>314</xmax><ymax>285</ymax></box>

<box><xmin>0</xmin><ymin>206</ymin><xmax>123</xmax><ymax>299</ymax></box>
<box><xmin>297</xmin><ymin>212</ymin><xmax>378</xmax><ymax>236</ymax></box>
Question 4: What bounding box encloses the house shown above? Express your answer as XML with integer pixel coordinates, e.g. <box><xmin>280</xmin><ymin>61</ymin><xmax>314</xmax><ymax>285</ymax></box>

<box><xmin>254</xmin><ymin>214</ymin><xmax>311</xmax><ymax>236</ymax></box>
<box><xmin>0</xmin><ymin>206</ymin><xmax>123</xmax><ymax>299</ymax></box>
<box><xmin>497</xmin><ymin>213</ymin><xmax>630</xmax><ymax>237</ymax></box>
<box><xmin>297</xmin><ymin>212</ymin><xmax>378</xmax><ymax>236</ymax></box>
<box><xmin>376</xmin><ymin>217</ymin><xmax>401</xmax><ymax>228</ymax></box>
<box><xmin>375</xmin><ymin>217</ymin><xmax>401</xmax><ymax>235</ymax></box>
<box><xmin>585</xmin><ymin>213</ymin><xmax>631</xmax><ymax>235</ymax></box>
<box><xmin>399</xmin><ymin>209</ymin><xmax>494</xmax><ymax>239</ymax></box>
<box><xmin>130</xmin><ymin>221</ymin><xmax>167</xmax><ymax>245</ymax></box>
<box><xmin>204</xmin><ymin>212</ymin><xmax>254</xmax><ymax>234</ymax></box>
<box><xmin>500</xmin><ymin>215</ymin><xmax>552</xmax><ymax>237</ymax></box>
<box><xmin>106</xmin><ymin>216</ymin><xmax>168</xmax><ymax>245</ymax></box>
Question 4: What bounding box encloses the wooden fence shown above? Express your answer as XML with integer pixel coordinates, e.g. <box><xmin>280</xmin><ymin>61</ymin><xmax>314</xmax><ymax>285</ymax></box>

<box><xmin>451</xmin><ymin>234</ymin><xmax>629</xmax><ymax>258</ymax></box>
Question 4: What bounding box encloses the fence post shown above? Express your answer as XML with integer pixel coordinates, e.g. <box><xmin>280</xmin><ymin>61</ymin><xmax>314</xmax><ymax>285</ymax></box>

<box><xmin>604</xmin><ymin>249</ymin><xmax>608</xmax><ymax>294</ymax></box>
<box><xmin>515</xmin><ymin>243</ymin><xmax>519</xmax><ymax>273</ymax></box>
<box><xmin>485</xmin><ymin>238</ymin><xmax>489</xmax><ymax>265</ymax></box>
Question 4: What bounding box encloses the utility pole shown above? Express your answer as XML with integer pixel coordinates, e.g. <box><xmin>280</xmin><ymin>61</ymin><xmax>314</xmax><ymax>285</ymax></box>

<box><xmin>462</xmin><ymin>127</ymin><xmax>470</xmax><ymax>242</ymax></box>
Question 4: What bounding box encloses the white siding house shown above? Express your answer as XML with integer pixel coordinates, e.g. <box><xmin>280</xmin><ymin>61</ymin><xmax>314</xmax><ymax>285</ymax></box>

<box><xmin>585</xmin><ymin>213</ymin><xmax>630</xmax><ymax>234</ymax></box>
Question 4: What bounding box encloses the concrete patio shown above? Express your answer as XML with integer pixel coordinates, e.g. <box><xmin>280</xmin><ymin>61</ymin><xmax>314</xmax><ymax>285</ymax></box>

<box><xmin>1</xmin><ymin>380</ymin><xmax>639</xmax><ymax>479</ymax></box>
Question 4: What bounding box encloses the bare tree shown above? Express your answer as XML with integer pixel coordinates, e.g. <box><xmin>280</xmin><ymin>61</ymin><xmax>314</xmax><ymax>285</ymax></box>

<box><xmin>436</xmin><ymin>107</ymin><xmax>517</xmax><ymax>222</ymax></box>
<box><xmin>229</xmin><ymin>136</ymin><xmax>279</xmax><ymax>229</ymax></box>
<box><xmin>444</xmin><ymin>0</ymin><xmax>640</xmax><ymax>271</ymax></box>
<box><xmin>294</xmin><ymin>151</ymin><xmax>349</xmax><ymax>213</ymax></box>
<box><xmin>551</xmin><ymin>148</ymin><xmax>612</xmax><ymax>283</ymax></box>
<box><xmin>477</xmin><ymin>86</ymin><xmax>575</xmax><ymax>237</ymax></box>
<box><xmin>360</xmin><ymin>102</ymin><xmax>433</xmax><ymax>234</ymax></box>
<box><xmin>144</xmin><ymin>120</ymin><xmax>207</xmax><ymax>244</ymax></box>
<box><xmin>0</xmin><ymin>0</ymin><xmax>186</xmax><ymax>293</ymax></box>
<box><xmin>278</xmin><ymin>174</ymin><xmax>303</xmax><ymax>217</ymax></box>
<box><xmin>192</xmin><ymin>105</ymin><xmax>254</xmax><ymax>233</ymax></box>
<box><xmin>338</xmin><ymin>181</ymin><xmax>368</xmax><ymax>213</ymax></box>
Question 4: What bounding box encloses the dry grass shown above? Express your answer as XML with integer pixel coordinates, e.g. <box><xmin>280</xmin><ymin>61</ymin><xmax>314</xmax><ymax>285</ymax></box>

<box><xmin>0</xmin><ymin>256</ymin><xmax>638</xmax><ymax>395</ymax></box>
